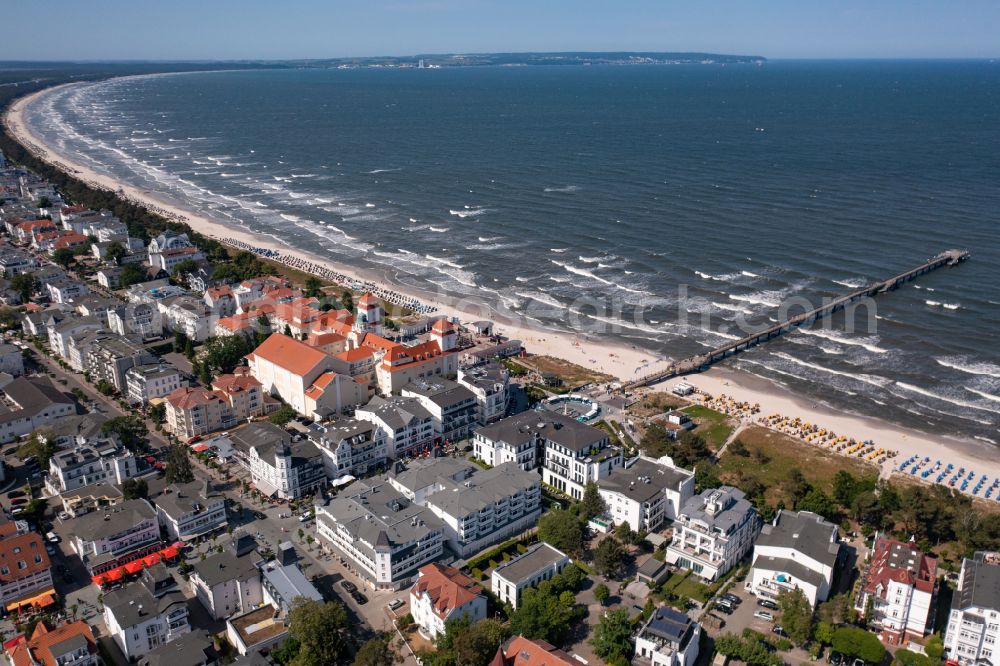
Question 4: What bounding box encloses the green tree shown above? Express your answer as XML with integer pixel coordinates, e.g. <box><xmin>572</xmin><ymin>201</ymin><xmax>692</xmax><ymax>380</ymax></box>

<box><xmin>269</xmin><ymin>404</ymin><xmax>297</xmax><ymax>427</ymax></box>
<box><xmin>18</xmin><ymin>430</ymin><xmax>58</xmax><ymax>468</ymax></box>
<box><xmin>104</xmin><ymin>241</ymin><xmax>127</xmax><ymax>264</ymax></box>
<box><xmin>149</xmin><ymin>402</ymin><xmax>167</xmax><ymax>425</ymax></box>
<box><xmin>11</xmin><ymin>273</ymin><xmax>38</xmax><ymax>303</ymax></box>
<box><xmin>581</xmin><ymin>481</ymin><xmax>606</xmax><ymax>520</ymax></box>
<box><xmin>52</xmin><ymin>247</ymin><xmax>76</xmax><ymax>269</ymax></box>
<box><xmin>786</xmin><ymin>468</ymin><xmax>811</xmax><ymax>507</ymax></box>
<box><xmin>95</xmin><ymin>379</ymin><xmax>115</xmax><ymax>395</ymax></box>
<box><xmin>101</xmin><ymin>415</ymin><xmax>147</xmax><ymax>451</ymax></box>
<box><xmin>286</xmin><ymin>597</ymin><xmax>351</xmax><ymax>666</ymax></box>
<box><xmin>121</xmin><ymin>478</ymin><xmax>149</xmax><ymax>500</ymax></box>
<box><xmin>924</xmin><ymin>635</ymin><xmax>944</xmax><ymax>662</ymax></box>
<box><xmin>304</xmin><ymin>276</ymin><xmax>323</xmax><ymax>298</ymax></box>
<box><xmin>594</xmin><ymin>582</ymin><xmax>610</xmax><ymax>605</ymax></box>
<box><xmin>797</xmin><ymin>488</ymin><xmax>838</xmax><ymax>521</ymax></box>
<box><xmin>118</xmin><ymin>262</ymin><xmax>147</xmax><ymax>288</ymax></box>
<box><xmin>171</xmin><ymin>259</ymin><xmax>199</xmax><ymax>282</ymax></box>
<box><xmin>0</xmin><ymin>307</ymin><xmax>19</xmax><ymax>330</ymax></box>
<box><xmin>777</xmin><ymin>588</ymin><xmax>813</xmax><ymax>646</ymax></box>
<box><xmin>593</xmin><ymin>536</ymin><xmax>629</xmax><ymax>580</ymax></box>
<box><xmin>537</xmin><ymin>509</ymin><xmax>585</xmax><ymax>557</ymax></box>
<box><xmin>832</xmin><ymin>626</ymin><xmax>886</xmax><ymax>664</ymax></box>
<box><xmin>509</xmin><ymin>586</ymin><xmax>577</xmax><ymax>645</ymax></box>
<box><xmin>353</xmin><ymin>633</ymin><xmax>399</xmax><ymax>666</ymax></box>
<box><xmin>694</xmin><ymin>461</ymin><xmax>722</xmax><ymax>492</ymax></box>
<box><xmin>165</xmin><ymin>446</ymin><xmax>195</xmax><ymax>484</ymax></box>
<box><xmin>813</xmin><ymin>620</ymin><xmax>836</xmax><ymax>645</ymax></box>
<box><xmin>271</xmin><ymin>638</ymin><xmax>301</xmax><ymax>665</ymax></box>
<box><xmin>202</xmin><ymin>335</ymin><xmax>253</xmax><ymax>374</ymax></box>
<box><xmin>37</xmin><ymin>196</ymin><xmax>52</xmax><ymax>209</ymax></box>
<box><xmin>341</xmin><ymin>291</ymin><xmax>354</xmax><ymax>312</ymax></box>
<box><xmin>453</xmin><ymin>619</ymin><xmax>509</xmax><ymax>666</ymax></box>
<box><xmin>589</xmin><ymin>608</ymin><xmax>634</xmax><ymax>663</ymax></box>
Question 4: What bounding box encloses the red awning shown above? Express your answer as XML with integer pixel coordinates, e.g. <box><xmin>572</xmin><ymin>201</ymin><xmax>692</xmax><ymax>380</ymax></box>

<box><xmin>191</xmin><ymin>444</ymin><xmax>209</xmax><ymax>452</ymax></box>
<box><xmin>143</xmin><ymin>553</ymin><xmax>162</xmax><ymax>567</ymax></box>
<box><xmin>171</xmin><ymin>541</ymin><xmax>186</xmax><ymax>549</ymax></box>
<box><xmin>160</xmin><ymin>546</ymin><xmax>179</xmax><ymax>559</ymax></box>
<box><xmin>124</xmin><ymin>561</ymin><xmax>144</xmax><ymax>574</ymax></box>
<box><xmin>104</xmin><ymin>567</ymin><xmax>124</xmax><ymax>581</ymax></box>
<box><xmin>91</xmin><ymin>575</ymin><xmax>106</xmax><ymax>586</ymax></box>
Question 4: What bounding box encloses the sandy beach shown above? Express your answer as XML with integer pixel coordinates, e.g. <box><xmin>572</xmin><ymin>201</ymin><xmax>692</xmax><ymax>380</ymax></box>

<box><xmin>673</xmin><ymin>365</ymin><xmax>1000</xmax><ymax>490</ymax></box>
<box><xmin>7</xmin><ymin>81</ymin><xmax>1000</xmax><ymax>492</ymax></box>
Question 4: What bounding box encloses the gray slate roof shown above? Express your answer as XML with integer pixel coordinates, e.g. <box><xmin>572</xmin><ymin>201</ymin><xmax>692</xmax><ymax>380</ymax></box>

<box><xmin>476</xmin><ymin>410</ymin><xmax>607</xmax><ymax>453</ymax></box>
<box><xmin>598</xmin><ymin>457</ymin><xmax>693</xmax><ymax>503</ymax></box>
<box><xmin>358</xmin><ymin>395</ymin><xmax>433</xmax><ymax>430</ymax></box>
<box><xmin>423</xmin><ymin>462</ymin><xmax>539</xmax><ymax>518</ymax></box>
<box><xmin>492</xmin><ymin>542</ymin><xmax>569</xmax><ymax>585</ymax></box>
<box><xmin>678</xmin><ymin>486</ymin><xmax>757</xmax><ymax>536</ymax></box>
<box><xmin>104</xmin><ymin>583</ymin><xmax>186</xmax><ymax>627</ymax></box>
<box><xmin>956</xmin><ymin>553</ymin><xmax>1000</xmax><ymax>612</ymax></box>
<box><xmin>402</xmin><ymin>377</ymin><xmax>475</xmax><ymax>408</ymax></box>
<box><xmin>73</xmin><ymin>499</ymin><xmax>155</xmax><ymax>539</ymax></box>
<box><xmin>755</xmin><ymin>510</ymin><xmax>840</xmax><ymax>568</ymax></box>
<box><xmin>192</xmin><ymin>550</ymin><xmax>262</xmax><ymax>588</ymax></box>
<box><xmin>154</xmin><ymin>480</ymin><xmax>222</xmax><ymax>521</ymax></box>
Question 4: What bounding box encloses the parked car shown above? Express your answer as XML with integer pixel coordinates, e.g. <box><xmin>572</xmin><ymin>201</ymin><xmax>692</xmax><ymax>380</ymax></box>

<box><xmin>340</xmin><ymin>580</ymin><xmax>357</xmax><ymax>594</ymax></box>
<box><xmin>716</xmin><ymin>599</ymin><xmax>734</xmax><ymax>611</ymax></box>
<box><xmin>715</xmin><ymin>604</ymin><xmax>733</xmax><ymax>615</ymax></box>
<box><xmin>757</xmin><ymin>598</ymin><xmax>779</xmax><ymax>609</ymax></box>
<box><xmin>351</xmin><ymin>590</ymin><xmax>368</xmax><ymax>605</ymax></box>
<box><xmin>298</xmin><ymin>513</ymin><xmax>314</xmax><ymax>523</ymax></box>
<box><xmin>45</xmin><ymin>531</ymin><xmax>60</xmax><ymax>543</ymax></box>
<box><xmin>828</xmin><ymin>652</ymin><xmax>845</xmax><ymax>665</ymax></box>
<box><xmin>387</xmin><ymin>598</ymin><xmax>405</xmax><ymax>611</ymax></box>
<box><xmin>721</xmin><ymin>593</ymin><xmax>741</xmax><ymax>605</ymax></box>
<box><xmin>753</xmin><ymin>611</ymin><xmax>775</xmax><ymax>622</ymax></box>
<box><xmin>773</xmin><ymin>626</ymin><xmax>788</xmax><ymax>637</ymax></box>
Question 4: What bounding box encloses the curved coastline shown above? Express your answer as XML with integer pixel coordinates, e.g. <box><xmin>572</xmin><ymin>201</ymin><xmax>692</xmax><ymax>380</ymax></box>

<box><xmin>4</xmin><ymin>76</ymin><xmax>999</xmax><ymax>494</ymax></box>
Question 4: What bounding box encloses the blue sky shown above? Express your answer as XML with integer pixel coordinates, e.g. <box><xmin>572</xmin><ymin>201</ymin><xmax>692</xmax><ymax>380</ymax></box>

<box><xmin>2</xmin><ymin>0</ymin><xmax>998</xmax><ymax>61</ymax></box>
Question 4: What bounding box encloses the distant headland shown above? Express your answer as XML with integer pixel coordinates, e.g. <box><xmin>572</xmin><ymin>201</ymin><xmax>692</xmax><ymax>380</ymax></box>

<box><xmin>285</xmin><ymin>51</ymin><xmax>767</xmax><ymax>69</ymax></box>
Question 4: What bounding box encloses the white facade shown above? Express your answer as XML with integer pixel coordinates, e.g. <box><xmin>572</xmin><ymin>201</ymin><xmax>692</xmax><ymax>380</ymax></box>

<box><xmin>666</xmin><ymin>486</ymin><xmax>762</xmax><ymax>581</ymax></box>
<box><xmin>410</xmin><ymin>564</ymin><xmax>486</xmax><ymax>640</ymax></box>
<box><xmin>491</xmin><ymin>543</ymin><xmax>570</xmax><ymax>609</ymax></box>
<box><xmin>854</xmin><ymin>536</ymin><xmax>937</xmax><ymax>645</ymax></box>
<box><xmin>542</xmin><ymin>438</ymin><xmax>621</xmax><ymax>501</ymax></box>
<box><xmin>597</xmin><ymin>455</ymin><xmax>695</xmax><ymax>533</ymax></box>
<box><xmin>456</xmin><ymin>362</ymin><xmax>510</xmax><ymax>425</ymax></box>
<box><xmin>944</xmin><ymin>553</ymin><xmax>1000</xmax><ymax>666</ymax></box>
<box><xmin>190</xmin><ymin>553</ymin><xmax>263</xmax><ymax>620</ymax></box>
<box><xmin>635</xmin><ymin>607</ymin><xmax>702</xmax><ymax>666</ymax></box>
<box><xmin>155</xmin><ymin>482</ymin><xmax>228</xmax><ymax>541</ymax></box>
<box><xmin>747</xmin><ymin>510</ymin><xmax>840</xmax><ymax>608</ymax></box>
<box><xmin>103</xmin><ymin>587</ymin><xmax>190</xmax><ymax>659</ymax></box>
<box><xmin>126</xmin><ymin>364</ymin><xmax>184</xmax><ymax>405</ymax></box>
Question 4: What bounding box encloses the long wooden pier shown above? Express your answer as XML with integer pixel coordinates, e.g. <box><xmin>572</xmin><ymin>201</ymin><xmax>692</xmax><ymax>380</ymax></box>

<box><xmin>624</xmin><ymin>249</ymin><xmax>970</xmax><ymax>391</ymax></box>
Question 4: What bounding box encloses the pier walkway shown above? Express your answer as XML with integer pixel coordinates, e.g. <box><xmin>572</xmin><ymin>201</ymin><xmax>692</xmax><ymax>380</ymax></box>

<box><xmin>624</xmin><ymin>249</ymin><xmax>970</xmax><ymax>391</ymax></box>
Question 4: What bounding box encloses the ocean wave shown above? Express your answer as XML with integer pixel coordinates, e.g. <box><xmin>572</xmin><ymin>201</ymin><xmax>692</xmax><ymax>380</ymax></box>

<box><xmin>895</xmin><ymin>382</ymin><xmax>1000</xmax><ymax>415</ymax></box>
<box><xmin>772</xmin><ymin>351</ymin><xmax>892</xmax><ymax>388</ymax></box>
<box><xmin>964</xmin><ymin>387</ymin><xmax>1000</xmax><ymax>404</ymax></box>
<box><xmin>478</xmin><ymin>236</ymin><xmax>502</xmax><ymax>242</ymax></box>
<box><xmin>515</xmin><ymin>276</ymin><xmax>529</xmax><ymax>283</ymax></box>
<box><xmin>367</xmin><ymin>168</ymin><xmax>401</xmax><ymax>174</ymax></box>
<box><xmin>449</xmin><ymin>208</ymin><xmax>487</xmax><ymax>218</ymax></box>
<box><xmin>543</xmin><ymin>185</ymin><xmax>580</xmax><ymax>193</ymax></box>
<box><xmin>550</xmin><ymin>248</ymin><xmax>568</xmax><ymax>253</ymax></box>
<box><xmin>428</xmin><ymin>226</ymin><xmax>448</xmax><ymax>233</ymax></box>
<box><xmin>741</xmin><ymin>270</ymin><xmax>760</xmax><ymax>278</ymax></box>
<box><xmin>515</xmin><ymin>291</ymin><xmax>563</xmax><ymax>309</ymax></box>
<box><xmin>579</xmin><ymin>256</ymin><xmax>603</xmax><ymax>263</ymax></box>
<box><xmin>796</xmin><ymin>328</ymin><xmax>889</xmax><ymax>354</ymax></box>
<box><xmin>728</xmin><ymin>292</ymin><xmax>782</xmax><ymax>308</ymax></box>
<box><xmin>935</xmin><ymin>357</ymin><xmax>1000</xmax><ymax>379</ymax></box>
<box><xmin>712</xmin><ymin>301</ymin><xmax>755</xmax><ymax>315</ymax></box>
<box><xmin>279</xmin><ymin>214</ymin><xmax>299</xmax><ymax>222</ymax></box>
<box><xmin>551</xmin><ymin>259</ymin><xmax>613</xmax><ymax>285</ymax></box>
<box><xmin>425</xmin><ymin>254</ymin><xmax>464</xmax><ymax>270</ymax></box>
<box><xmin>833</xmin><ymin>278</ymin><xmax>867</xmax><ymax>289</ymax></box>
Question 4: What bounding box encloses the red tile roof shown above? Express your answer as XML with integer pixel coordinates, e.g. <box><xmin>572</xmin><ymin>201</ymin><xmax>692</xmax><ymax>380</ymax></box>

<box><xmin>305</xmin><ymin>371</ymin><xmax>339</xmax><ymax>400</ymax></box>
<box><xmin>500</xmin><ymin>636</ymin><xmax>577</xmax><ymax>666</ymax></box>
<box><xmin>335</xmin><ymin>347</ymin><xmax>376</xmax><ymax>363</ymax></box>
<box><xmin>251</xmin><ymin>332</ymin><xmax>331</xmax><ymax>377</ymax></box>
<box><xmin>358</xmin><ymin>292</ymin><xmax>379</xmax><ymax>308</ymax></box>
<box><xmin>305</xmin><ymin>331</ymin><xmax>346</xmax><ymax>348</ymax></box>
<box><xmin>0</xmin><ymin>532</ymin><xmax>50</xmax><ymax>585</ymax></box>
<box><xmin>863</xmin><ymin>536</ymin><xmax>937</xmax><ymax>597</ymax></box>
<box><xmin>431</xmin><ymin>319</ymin><xmax>455</xmax><ymax>333</ymax></box>
<box><xmin>212</xmin><ymin>373</ymin><xmax>261</xmax><ymax>395</ymax></box>
<box><xmin>8</xmin><ymin>621</ymin><xmax>96</xmax><ymax>666</ymax></box>
<box><xmin>165</xmin><ymin>386</ymin><xmax>224</xmax><ymax>409</ymax></box>
<box><xmin>360</xmin><ymin>333</ymin><xmax>401</xmax><ymax>354</ymax></box>
<box><xmin>413</xmin><ymin>563</ymin><xmax>483</xmax><ymax>620</ymax></box>
<box><xmin>381</xmin><ymin>341</ymin><xmax>446</xmax><ymax>372</ymax></box>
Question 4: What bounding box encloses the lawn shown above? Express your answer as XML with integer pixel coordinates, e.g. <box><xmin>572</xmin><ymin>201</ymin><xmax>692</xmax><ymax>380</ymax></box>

<box><xmin>681</xmin><ymin>404</ymin><xmax>735</xmax><ymax>450</ymax></box>
<box><xmin>521</xmin><ymin>354</ymin><xmax>615</xmax><ymax>389</ymax></box>
<box><xmin>628</xmin><ymin>392</ymin><xmax>689</xmax><ymax>418</ymax></box>
<box><xmin>717</xmin><ymin>425</ymin><xmax>874</xmax><ymax>506</ymax></box>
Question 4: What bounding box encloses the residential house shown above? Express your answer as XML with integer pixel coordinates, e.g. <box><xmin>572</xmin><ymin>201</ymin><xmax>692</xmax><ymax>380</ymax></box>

<box><xmin>489</xmin><ymin>636</ymin><xmax>577</xmax><ymax>666</ymax></box>
<box><xmin>538</xmin><ymin>413</ymin><xmax>622</xmax><ymax>500</ymax></box>
<box><xmin>229</xmin><ymin>422</ymin><xmax>326</xmax><ymax>500</ymax></box>
<box><xmin>258</xmin><ymin>555</ymin><xmax>323</xmax><ymax>613</ymax></box>
<box><xmin>491</xmin><ymin>543</ymin><xmax>571</xmax><ymax>609</ymax></box>
<box><xmin>401</xmin><ymin>378</ymin><xmax>478</xmax><ymax>443</ymax></box>
<box><xmin>103</xmin><ymin>580</ymin><xmax>190</xmax><ymax>659</ymax></box>
<box><xmin>126</xmin><ymin>363</ymin><xmax>184</xmax><ymax>405</ymax></box>
<box><xmin>855</xmin><ymin>535</ymin><xmax>937</xmax><ymax>645</ymax></box>
<box><xmin>46</xmin><ymin>279</ymin><xmax>90</xmax><ymax>304</ymax></box>
<box><xmin>748</xmin><ymin>510</ymin><xmax>841</xmax><ymax>608</ymax></box>
<box><xmin>457</xmin><ymin>362</ymin><xmax>510</xmax><ymax>425</ymax></box>
<box><xmin>0</xmin><ymin>343</ymin><xmax>25</xmax><ymax>377</ymax></box>
<box><xmin>354</xmin><ymin>395</ymin><xmax>435</xmax><ymax>459</ymax></box>
<box><xmin>308</xmin><ymin>418</ymin><xmax>388</xmax><ymax>478</ymax></box>
<box><xmin>943</xmin><ymin>551</ymin><xmax>1000</xmax><ymax>666</ymax></box>
<box><xmin>4</xmin><ymin>621</ymin><xmax>98</xmax><ymax>666</ymax></box>
<box><xmin>597</xmin><ymin>455</ymin><xmax>695</xmax><ymax>533</ymax></box>
<box><xmin>155</xmin><ymin>480</ymin><xmax>227</xmax><ymax>541</ymax></box>
<box><xmin>314</xmin><ymin>480</ymin><xmax>444</xmax><ymax>590</ymax></box>
<box><xmin>0</xmin><ymin>520</ymin><xmax>53</xmax><ymax>606</ymax></box>
<box><xmin>189</xmin><ymin>539</ymin><xmax>263</xmax><ymax>620</ymax></box>
<box><xmin>388</xmin><ymin>458</ymin><xmax>542</xmax><ymax>557</ymax></box>
<box><xmin>375</xmin><ymin>339</ymin><xmax>457</xmax><ymax>396</ymax></box>
<box><xmin>71</xmin><ymin>499</ymin><xmax>162</xmax><ymax>574</ymax></box>
<box><xmin>84</xmin><ymin>333</ymin><xmax>158</xmax><ymax>393</ymax></box>
<box><xmin>46</xmin><ymin>440</ymin><xmax>141</xmax><ymax>495</ymax></box>
<box><xmin>410</xmin><ymin>563</ymin><xmax>486</xmax><ymax>639</ymax></box>
<box><xmin>634</xmin><ymin>607</ymin><xmax>702</xmax><ymax>666</ymax></box>
<box><xmin>0</xmin><ymin>377</ymin><xmax>76</xmax><ymax>444</ymax></box>
<box><xmin>666</xmin><ymin>486</ymin><xmax>762</xmax><ymax>581</ymax></box>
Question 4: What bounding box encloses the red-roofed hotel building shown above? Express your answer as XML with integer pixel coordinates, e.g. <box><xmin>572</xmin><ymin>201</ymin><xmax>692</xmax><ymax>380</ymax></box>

<box><xmin>855</xmin><ymin>535</ymin><xmax>938</xmax><ymax>645</ymax></box>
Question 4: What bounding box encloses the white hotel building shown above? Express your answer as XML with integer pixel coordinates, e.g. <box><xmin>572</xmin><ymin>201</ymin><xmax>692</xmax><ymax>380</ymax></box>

<box><xmin>666</xmin><ymin>486</ymin><xmax>761</xmax><ymax>581</ymax></box>
<box><xmin>944</xmin><ymin>552</ymin><xmax>1000</xmax><ymax>666</ymax></box>
<box><xmin>747</xmin><ymin>510</ymin><xmax>841</xmax><ymax>608</ymax></box>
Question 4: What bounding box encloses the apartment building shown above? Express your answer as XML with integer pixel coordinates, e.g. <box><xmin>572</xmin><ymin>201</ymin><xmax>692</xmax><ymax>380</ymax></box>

<box><xmin>229</xmin><ymin>422</ymin><xmax>326</xmax><ymax>500</ymax></box>
<box><xmin>491</xmin><ymin>543</ymin><xmax>571</xmax><ymax>609</ymax></box>
<box><xmin>666</xmin><ymin>486</ymin><xmax>762</xmax><ymax>581</ymax></box>
<box><xmin>855</xmin><ymin>535</ymin><xmax>937</xmax><ymax>645</ymax></box>
<box><xmin>748</xmin><ymin>510</ymin><xmax>841</xmax><ymax>607</ymax></box>
<box><xmin>598</xmin><ymin>455</ymin><xmax>695</xmax><ymax>533</ymax></box>
<box><xmin>944</xmin><ymin>551</ymin><xmax>1000</xmax><ymax>666</ymax></box>
<box><xmin>634</xmin><ymin>607</ymin><xmax>702</xmax><ymax>666</ymax></box>
<box><xmin>410</xmin><ymin>563</ymin><xmax>485</xmax><ymax>640</ymax></box>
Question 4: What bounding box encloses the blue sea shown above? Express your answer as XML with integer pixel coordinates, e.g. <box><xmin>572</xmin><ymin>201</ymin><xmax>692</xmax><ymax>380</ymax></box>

<box><xmin>20</xmin><ymin>61</ymin><xmax>1000</xmax><ymax>443</ymax></box>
